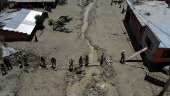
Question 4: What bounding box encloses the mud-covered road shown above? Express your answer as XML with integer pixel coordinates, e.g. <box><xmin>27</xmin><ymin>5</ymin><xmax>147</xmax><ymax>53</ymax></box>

<box><xmin>1</xmin><ymin>0</ymin><xmax>170</xmax><ymax>96</ymax></box>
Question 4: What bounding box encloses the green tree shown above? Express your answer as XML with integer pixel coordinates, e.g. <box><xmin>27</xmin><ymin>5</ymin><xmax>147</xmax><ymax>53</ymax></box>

<box><xmin>53</xmin><ymin>15</ymin><xmax>73</xmax><ymax>30</ymax></box>
<box><xmin>35</xmin><ymin>15</ymin><xmax>45</xmax><ymax>28</ymax></box>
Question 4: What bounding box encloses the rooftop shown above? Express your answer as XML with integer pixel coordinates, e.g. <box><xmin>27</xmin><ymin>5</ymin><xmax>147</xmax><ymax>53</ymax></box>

<box><xmin>126</xmin><ymin>0</ymin><xmax>170</xmax><ymax>26</ymax></box>
<box><xmin>0</xmin><ymin>9</ymin><xmax>42</xmax><ymax>35</ymax></box>
<box><xmin>126</xmin><ymin>0</ymin><xmax>170</xmax><ymax>48</ymax></box>
<box><xmin>149</xmin><ymin>25</ymin><xmax>170</xmax><ymax>48</ymax></box>
<box><xmin>8</xmin><ymin>0</ymin><xmax>55</xmax><ymax>2</ymax></box>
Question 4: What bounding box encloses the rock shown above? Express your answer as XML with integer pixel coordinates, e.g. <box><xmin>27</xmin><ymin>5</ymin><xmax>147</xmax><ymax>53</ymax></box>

<box><xmin>92</xmin><ymin>77</ymin><xmax>100</xmax><ymax>83</ymax></box>
<box><xmin>123</xmin><ymin>32</ymin><xmax>126</xmax><ymax>34</ymax></box>
<box><xmin>92</xmin><ymin>73</ymin><xmax>97</xmax><ymax>76</ymax></box>
<box><xmin>76</xmin><ymin>69</ymin><xmax>82</xmax><ymax>74</ymax></box>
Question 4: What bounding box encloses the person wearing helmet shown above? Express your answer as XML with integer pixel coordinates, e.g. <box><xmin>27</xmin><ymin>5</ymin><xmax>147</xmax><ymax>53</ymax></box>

<box><xmin>121</xmin><ymin>50</ymin><xmax>125</xmax><ymax>63</ymax></box>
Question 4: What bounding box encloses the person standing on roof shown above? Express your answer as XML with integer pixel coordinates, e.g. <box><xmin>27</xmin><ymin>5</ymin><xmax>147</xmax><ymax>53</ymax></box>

<box><xmin>121</xmin><ymin>50</ymin><xmax>125</xmax><ymax>63</ymax></box>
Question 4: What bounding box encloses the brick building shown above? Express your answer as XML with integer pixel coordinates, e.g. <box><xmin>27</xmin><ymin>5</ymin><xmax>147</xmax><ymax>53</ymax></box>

<box><xmin>125</xmin><ymin>0</ymin><xmax>170</xmax><ymax>65</ymax></box>
<box><xmin>0</xmin><ymin>9</ymin><xmax>42</xmax><ymax>41</ymax></box>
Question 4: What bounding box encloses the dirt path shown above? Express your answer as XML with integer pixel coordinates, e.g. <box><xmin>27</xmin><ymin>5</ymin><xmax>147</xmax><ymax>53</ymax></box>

<box><xmin>66</xmin><ymin>0</ymin><xmax>118</xmax><ymax>96</ymax></box>
<box><xmin>66</xmin><ymin>0</ymin><xmax>99</xmax><ymax>96</ymax></box>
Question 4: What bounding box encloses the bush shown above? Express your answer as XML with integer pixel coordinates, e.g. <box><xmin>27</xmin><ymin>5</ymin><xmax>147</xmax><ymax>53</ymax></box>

<box><xmin>48</xmin><ymin>19</ymin><xmax>54</xmax><ymax>25</ymax></box>
<box><xmin>35</xmin><ymin>15</ymin><xmax>45</xmax><ymax>28</ymax></box>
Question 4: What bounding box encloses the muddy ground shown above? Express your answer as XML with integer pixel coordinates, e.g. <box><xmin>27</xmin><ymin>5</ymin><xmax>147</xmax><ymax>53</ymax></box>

<box><xmin>1</xmin><ymin>0</ymin><xmax>170</xmax><ymax>96</ymax></box>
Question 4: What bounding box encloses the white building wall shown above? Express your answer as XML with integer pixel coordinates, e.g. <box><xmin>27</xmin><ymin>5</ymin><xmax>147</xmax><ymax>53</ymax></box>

<box><xmin>141</xmin><ymin>26</ymin><xmax>160</xmax><ymax>61</ymax></box>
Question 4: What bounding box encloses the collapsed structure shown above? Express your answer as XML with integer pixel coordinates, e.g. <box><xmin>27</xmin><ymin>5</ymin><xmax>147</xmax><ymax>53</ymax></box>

<box><xmin>125</xmin><ymin>0</ymin><xmax>170</xmax><ymax>65</ymax></box>
<box><xmin>0</xmin><ymin>9</ymin><xmax>42</xmax><ymax>41</ymax></box>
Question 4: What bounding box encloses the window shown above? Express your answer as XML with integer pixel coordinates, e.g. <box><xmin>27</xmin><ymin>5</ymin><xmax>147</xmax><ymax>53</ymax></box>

<box><xmin>145</xmin><ymin>36</ymin><xmax>153</xmax><ymax>51</ymax></box>
<box><xmin>161</xmin><ymin>50</ymin><xmax>170</xmax><ymax>58</ymax></box>
<box><xmin>132</xmin><ymin>13</ymin><xmax>135</xmax><ymax>21</ymax></box>
<box><xmin>138</xmin><ymin>23</ymin><xmax>142</xmax><ymax>34</ymax></box>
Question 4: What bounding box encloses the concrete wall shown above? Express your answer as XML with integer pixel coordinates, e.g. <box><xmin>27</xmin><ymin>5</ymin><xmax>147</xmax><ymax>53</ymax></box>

<box><xmin>141</xmin><ymin>26</ymin><xmax>160</xmax><ymax>61</ymax></box>
<box><xmin>0</xmin><ymin>29</ymin><xmax>29</xmax><ymax>41</ymax></box>
<box><xmin>153</xmin><ymin>48</ymin><xmax>170</xmax><ymax>63</ymax></box>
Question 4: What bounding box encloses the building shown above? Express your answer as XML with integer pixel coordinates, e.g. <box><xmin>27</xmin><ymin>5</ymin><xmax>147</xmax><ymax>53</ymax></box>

<box><xmin>7</xmin><ymin>0</ymin><xmax>57</xmax><ymax>8</ymax></box>
<box><xmin>0</xmin><ymin>0</ymin><xmax>8</xmax><ymax>12</ymax></box>
<box><xmin>125</xmin><ymin>0</ymin><xmax>170</xmax><ymax>65</ymax></box>
<box><xmin>0</xmin><ymin>9</ymin><xmax>42</xmax><ymax>41</ymax></box>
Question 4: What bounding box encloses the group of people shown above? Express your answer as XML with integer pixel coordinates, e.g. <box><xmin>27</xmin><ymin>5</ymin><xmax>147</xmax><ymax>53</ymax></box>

<box><xmin>40</xmin><ymin>55</ymin><xmax>56</xmax><ymax>68</ymax></box>
<box><xmin>69</xmin><ymin>53</ymin><xmax>105</xmax><ymax>71</ymax></box>
<box><xmin>0</xmin><ymin>53</ymin><xmax>28</xmax><ymax>76</ymax></box>
<box><xmin>0</xmin><ymin>52</ymin><xmax>57</xmax><ymax>76</ymax></box>
<box><xmin>1</xmin><ymin>50</ymin><xmax>125</xmax><ymax>75</ymax></box>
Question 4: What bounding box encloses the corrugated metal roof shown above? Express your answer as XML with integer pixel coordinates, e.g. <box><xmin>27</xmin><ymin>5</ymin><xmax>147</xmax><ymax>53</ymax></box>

<box><xmin>8</xmin><ymin>0</ymin><xmax>55</xmax><ymax>2</ymax></box>
<box><xmin>4</xmin><ymin>9</ymin><xmax>30</xmax><ymax>29</ymax></box>
<box><xmin>2</xmin><ymin>9</ymin><xmax>42</xmax><ymax>35</ymax></box>
<box><xmin>149</xmin><ymin>25</ymin><xmax>170</xmax><ymax>48</ymax></box>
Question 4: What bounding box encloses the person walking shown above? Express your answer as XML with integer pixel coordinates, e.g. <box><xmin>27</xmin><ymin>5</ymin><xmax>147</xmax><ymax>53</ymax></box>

<box><xmin>100</xmin><ymin>53</ymin><xmax>104</xmax><ymax>65</ymax></box>
<box><xmin>85</xmin><ymin>55</ymin><xmax>89</xmax><ymax>66</ymax></box>
<box><xmin>40</xmin><ymin>55</ymin><xmax>46</xmax><ymax>67</ymax></box>
<box><xmin>17</xmin><ymin>55</ymin><xmax>23</xmax><ymax>68</ymax></box>
<box><xmin>51</xmin><ymin>56</ymin><xmax>56</xmax><ymax>68</ymax></box>
<box><xmin>79</xmin><ymin>56</ymin><xmax>83</xmax><ymax>67</ymax></box>
<box><xmin>0</xmin><ymin>61</ymin><xmax>7</xmax><ymax>75</ymax></box>
<box><xmin>111</xmin><ymin>0</ymin><xmax>113</xmax><ymax>5</ymax></box>
<box><xmin>69</xmin><ymin>58</ymin><xmax>73</xmax><ymax>69</ymax></box>
<box><xmin>121</xmin><ymin>50</ymin><xmax>125</xmax><ymax>63</ymax></box>
<box><xmin>22</xmin><ymin>53</ymin><xmax>28</xmax><ymax>66</ymax></box>
<box><xmin>4</xmin><ymin>57</ymin><xmax>12</xmax><ymax>70</ymax></box>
